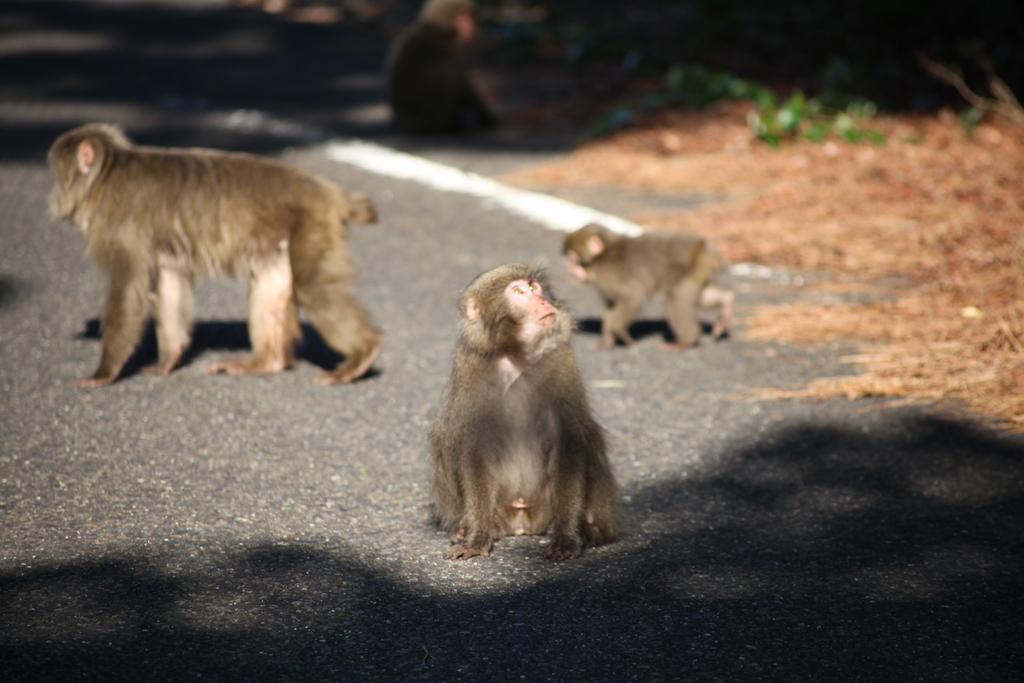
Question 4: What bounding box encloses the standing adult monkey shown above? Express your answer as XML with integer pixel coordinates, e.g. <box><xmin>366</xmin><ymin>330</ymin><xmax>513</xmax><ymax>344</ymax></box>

<box><xmin>48</xmin><ymin>123</ymin><xmax>381</xmax><ymax>387</ymax></box>
<box><xmin>386</xmin><ymin>0</ymin><xmax>498</xmax><ymax>133</ymax></box>
<box><xmin>430</xmin><ymin>264</ymin><xmax>619</xmax><ymax>561</ymax></box>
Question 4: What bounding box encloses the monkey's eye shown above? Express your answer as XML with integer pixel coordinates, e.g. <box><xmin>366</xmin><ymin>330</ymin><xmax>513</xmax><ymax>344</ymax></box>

<box><xmin>511</xmin><ymin>285</ymin><xmax>525</xmax><ymax>296</ymax></box>
<box><xmin>529</xmin><ymin>282</ymin><xmax>541</xmax><ymax>294</ymax></box>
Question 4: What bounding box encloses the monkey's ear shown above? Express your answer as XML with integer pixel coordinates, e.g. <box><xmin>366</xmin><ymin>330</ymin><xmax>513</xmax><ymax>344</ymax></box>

<box><xmin>586</xmin><ymin>235</ymin><xmax>605</xmax><ymax>257</ymax></box>
<box><xmin>76</xmin><ymin>141</ymin><xmax>97</xmax><ymax>175</ymax></box>
<box><xmin>464</xmin><ymin>296</ymin><xmax>480</xmax><ymax>321</ymax></box>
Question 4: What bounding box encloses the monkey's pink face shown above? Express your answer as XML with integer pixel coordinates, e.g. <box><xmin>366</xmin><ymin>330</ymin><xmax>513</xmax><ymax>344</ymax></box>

<box><xmin>506</xmin><ymin>279</ymin><xmax>556</xmax><ymax>328</ymax></box>
<box><xmin>453</xmin><ymin>12</ymin><xmax>477</xmax><ymax>43</ymax></box>
<box><xmin>564</xmin><ymin>253</ymin><xmax>588</xmax><ymax>282</ymax></box>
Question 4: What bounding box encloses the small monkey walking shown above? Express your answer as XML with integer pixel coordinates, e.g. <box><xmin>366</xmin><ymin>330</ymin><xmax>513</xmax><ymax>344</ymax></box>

<box><xmin>430</xmin><ymin>264</ymin><xmax>619</xmax><ymax>561</ymax></box>
<box><xmin>563</xmin><ymin>223</ymin><xmax>734</xmax><ymax>350</ymax></box>
<box><xmin>48</xmin><ymin>123</ymin><xmax>380</xmax><ymax>387</ymax></box>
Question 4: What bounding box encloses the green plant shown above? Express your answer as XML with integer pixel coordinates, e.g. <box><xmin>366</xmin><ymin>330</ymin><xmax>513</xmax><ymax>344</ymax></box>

<box><xmin>747</xmin><ymin>93</ymin><xmax>886</xmax><ymax>146</ymax></box>
<box><xmin>664</xmin><ymin>64</ymin><xmax>773</xmax><ymax>108</ymax></box>
<box><xmin>586</xmin><ymin>63</ymin><xmax>887</xmax><ymax>147</ymax></box>
<box><xmin>959</xmin><ymin>106</ymin><xmax>985</xmax><ymax>135</ymax></box>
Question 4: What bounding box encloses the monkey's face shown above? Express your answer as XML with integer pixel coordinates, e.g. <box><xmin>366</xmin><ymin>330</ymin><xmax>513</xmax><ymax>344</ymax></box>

<box><xmin>564</xmin><ymin>250</ymin><xmax>589</xmax><ymax>283</ymax></box>
<box><xmin>503</xmin><ymin>278</ymin><xmax>565</xmax><ymax>363</ymax></box>
<box><xmin>459</xmin><ymin>265</ymin><xmax>570</xmax><ymax>362</ymax></box>
<box><xmin>47</xmin><ymin>136</ymin><xmax>94</xmax><ymax>222</ymax></box>
<box><xmin>505</xmin><ymin>278</ymin><xmax>556</xmax><ymax>330</ymax></box>
<box><xmin>452</xmin><ymin>11</ymin><xmax>476</xmax><ymax>43</ymax></box>
<box><xmin>563</xmin><ymin>227</ymin><xmax>607</xmax><ymax>283</ymax></box>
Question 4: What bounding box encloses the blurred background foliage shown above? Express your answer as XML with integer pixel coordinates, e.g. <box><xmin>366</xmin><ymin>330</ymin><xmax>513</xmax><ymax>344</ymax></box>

<box><xmin>480</xmin><ymin>0</ymin><xmax>1021</xmax><ymax>109</ymax></box>
<box><xmin>474</xmin><ymin>0</ymin><xmax>1022</xmax><ymax>142</ymax></box>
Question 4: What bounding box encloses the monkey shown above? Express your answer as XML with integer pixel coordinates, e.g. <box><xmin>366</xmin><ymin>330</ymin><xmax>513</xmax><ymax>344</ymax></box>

<box><xmin>385</xmin><ymin>0</ymin><xmax>498</xmax><ymax>134</ymax></box>
<box><xmin>48</xmin><ymin>123</ymin><xmax>381</xmax><ymax>388</ymax></box>
<box><xmin>562</xmin><ymin>223</ymin><xmax>734</xmax><ymax>351</ymax></box>
<box><xmin>429</xmin><ymin>264</ymin><xmax>619</xmax><ymax>561</ymax></box>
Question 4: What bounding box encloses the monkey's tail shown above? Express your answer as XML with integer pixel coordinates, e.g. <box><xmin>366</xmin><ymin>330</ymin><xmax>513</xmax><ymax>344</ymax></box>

<box><xmin>332</xmin><ymin>186</ymin><xmax>378</xmax><ymax>227</ymax></box>
<box><xmin>704</xmin><ymin>242</ymin><xmax>730</xmax><ymax>275</ymax></box>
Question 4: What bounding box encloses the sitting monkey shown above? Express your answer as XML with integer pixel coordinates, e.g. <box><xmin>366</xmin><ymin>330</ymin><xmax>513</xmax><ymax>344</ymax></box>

<box><xmin>386</xmin><ymin>0</ymin><xmax>497</xmax><ymax>134</ymax></box>
<box><xmin>430</xmin><ymin>264</ymin><xmax>619</xmax><ymax>560</ymax></box>
<box><xmin>562</xmin><ymin>223</ymin><xmax>734</xmax><ymax>350</ymax></box>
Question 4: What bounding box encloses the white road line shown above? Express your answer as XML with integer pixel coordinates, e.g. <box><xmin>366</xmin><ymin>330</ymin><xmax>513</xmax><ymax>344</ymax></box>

<box><xmin>323</xmin><ymin>139</ymin><xmax>779</xmax><ymax>279</ymax></box>
<box><xmin>157</xmin><ymin>105</ymin><xmax>774</xmax><ymax>277</ymax></box>
<box><xmin>324</xmin><ymin>140</ymin><xmax>645</xmax><ymax>236</ymax></box>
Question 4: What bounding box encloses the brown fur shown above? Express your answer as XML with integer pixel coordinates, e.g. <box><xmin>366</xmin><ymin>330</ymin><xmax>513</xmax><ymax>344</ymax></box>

<box><xmin>48</xmin><ymin>122</ymin><xmax>380</xmax><ymax>387</ymax></box>
<box><xmin>563</xmin><ymin>223</ymin><xmax>734</xmax><ymax>349</ymax></box>
<box><xmin>430</xmin><ymin>264</ymin><xmax>619</xmax><ymax>561</ymax></box>
<box><xmin>386</xmin><ymin>0</ymin><xmax>496</xmax><ymax>134</ymax></box>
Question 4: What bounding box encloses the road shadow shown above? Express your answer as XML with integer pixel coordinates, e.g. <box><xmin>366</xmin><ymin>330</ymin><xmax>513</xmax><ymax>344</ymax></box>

<box><xmin>0</xmin><ymin>274</ymin><xmax>26</xmax><ymax>310</ymax></box>
<box><xmin>77</xmin><ymin>317</ymin><xmax>374</xmax><ymax>379</ymax></box>
<box><xmin>577</xmin><ymin>316</ymin><xmax>724</xmax><ymax>345</ymax></box>
<box><xmin>0</xmin><ymin>0</ymin><xmax>388</xmax><ymax>160</ymax></box>
<box><xmin>3</xmin><ymin>413</ymin><xmax>1022</xmax><ymax>679</ymax></box>
<box><xmin>0</xmin><ymin>0</ymin><xmax>580</xmax><ymax>163</ymax></box>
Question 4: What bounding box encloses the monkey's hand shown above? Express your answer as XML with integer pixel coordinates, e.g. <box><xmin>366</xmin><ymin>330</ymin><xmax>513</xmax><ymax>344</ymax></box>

<box><xmin>544</xmin><ymin>536</ymin><xmax>583</xmax><ymax>561</ymax></box>
<box><xmin>445</xmin><ymin>540</ymin><xmax>492</xmax><ymax>560</ymax></box>
<box><xmin>583</xmin><ymin>522</ymin><xmax>613</xmax><ymax>548</ymax></box>
<box><xmin>598</xmin><ymin>329</ymin><xmax>636</xmax><ymax>350</ymax></box>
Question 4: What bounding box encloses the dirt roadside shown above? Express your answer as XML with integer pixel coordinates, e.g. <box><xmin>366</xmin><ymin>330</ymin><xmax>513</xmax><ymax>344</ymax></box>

<box><xmin>501</xmin><ymin>101</ymin><xmax>1024</xmax><ymax>429</ymax></box>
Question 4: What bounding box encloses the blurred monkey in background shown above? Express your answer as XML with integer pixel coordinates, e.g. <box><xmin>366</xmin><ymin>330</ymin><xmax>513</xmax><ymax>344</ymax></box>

<box><xmin>386</xmin><ymin>0</ymin><xmax>498</xmax><ymax>133</ymax></box>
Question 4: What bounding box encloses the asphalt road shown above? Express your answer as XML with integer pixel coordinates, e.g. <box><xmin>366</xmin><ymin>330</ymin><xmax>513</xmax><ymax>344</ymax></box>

<box><xmin>2</xmin><ymin>2</ymin><xmax>1023</xmax><ymax>680</ymax></box>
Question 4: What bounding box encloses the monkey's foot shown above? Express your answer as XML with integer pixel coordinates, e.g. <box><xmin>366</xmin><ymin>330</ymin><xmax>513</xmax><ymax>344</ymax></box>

<box><xmin>206</xmin><ymin>355</ymin><xmax>287</xmax><ymax>376</ymax></box>
<box><xmin>598</xmin><ymin>336</ymin><xmax>634</xmax><ymax>351</ymax></box>
<box><xmin>449</xmin><ymin>528</ymin><xmax>467</xmax><ymax>543</ymax></box>
<box><xmin>314</xmin><ymin>344</ymin><xmax>380</xmax><ymax>385</ymax></box>
<box><xmin>711</xmin><ymin>323</ymin><xmax>731</xmax><ymax>340</ymax></box>
<box><xmin>544</xmin><ymin>537</ymin><xmax>583</xmax><ymax>561</ymax></box>
<box><xmin>78</xmin><ymin>375</ymin><xmax>116</xmax><ymax>389</ymax></box>
<box><xmin>142</xmin><ymin>355</ymin><xmax>182</xmax><ymax>377</ymax></box>
<box><xmin>584</xmin><ymin>523</ymin><xmax>617</xmax><ymax>548</ymax></box>
<box><xmin>661</xmin><ymin>340</ymin><xmax>699</xmax><ymax>351</ymax></box>
<box><xmin>445</xmin><ymin>541</ymin><xmax>492</xmax><ymax>560</ymax></box>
